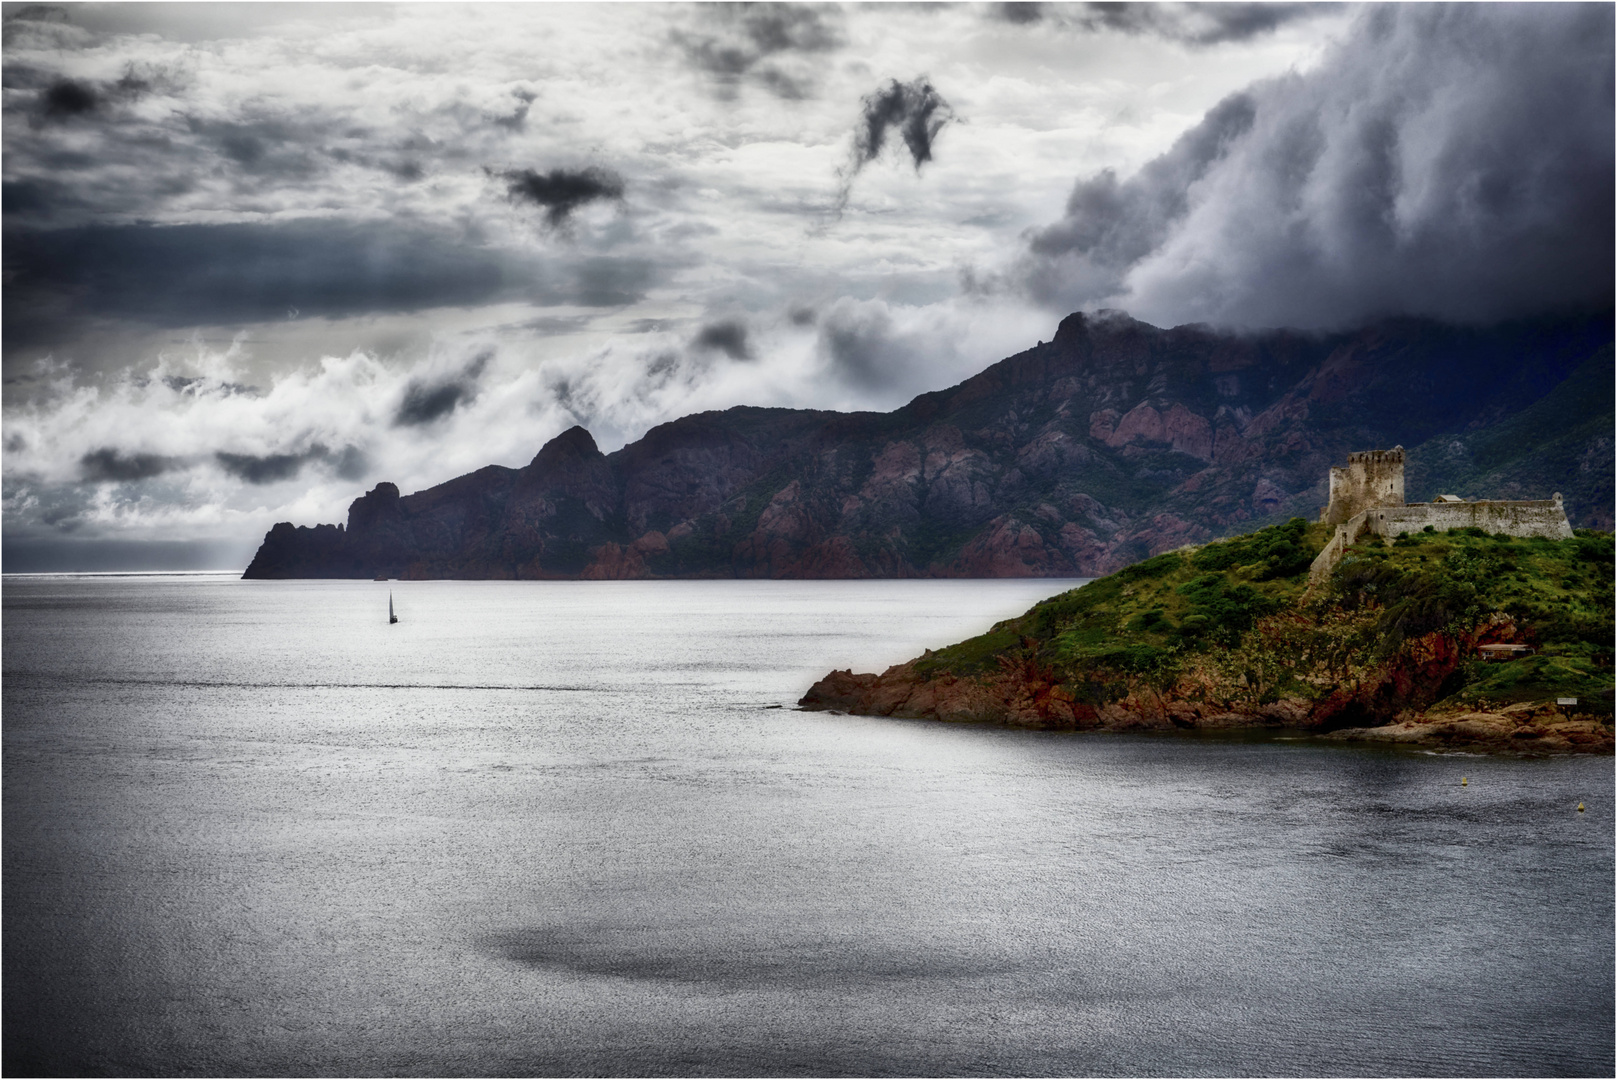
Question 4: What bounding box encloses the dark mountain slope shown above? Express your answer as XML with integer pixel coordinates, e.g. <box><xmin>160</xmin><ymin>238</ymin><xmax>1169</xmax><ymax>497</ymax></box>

<box><xmin>243</xmin><ymin>308</ymin><xmax>1613</xmax><ymax>580</ymax></box>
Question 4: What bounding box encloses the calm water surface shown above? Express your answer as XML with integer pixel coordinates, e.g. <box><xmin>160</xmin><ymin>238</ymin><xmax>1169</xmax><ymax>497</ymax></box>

<box><xmin>4</xmin><ymin>576</ymin><xmax>1613</xmax><ymax>1076</ymax></box>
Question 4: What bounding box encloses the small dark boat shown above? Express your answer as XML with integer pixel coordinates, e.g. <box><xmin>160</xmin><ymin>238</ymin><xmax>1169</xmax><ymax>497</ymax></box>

<box><xmin>389</xmin><ymin>592</ymin><xmax>399</xmax><ymax>625</ymax></box>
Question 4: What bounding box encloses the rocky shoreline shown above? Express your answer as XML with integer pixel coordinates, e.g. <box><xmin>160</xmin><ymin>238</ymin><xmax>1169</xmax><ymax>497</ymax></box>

<box><xmin>798</xmin><ymin>663</ymin><xmax>1614</xmax><ymax>754</ymax></box>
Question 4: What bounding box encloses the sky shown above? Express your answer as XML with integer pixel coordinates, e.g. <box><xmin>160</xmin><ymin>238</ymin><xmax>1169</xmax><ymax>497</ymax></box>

<box><xmin>2</xmin><ymin>2</ymin><xmax>1612</xmax><ymax>570</ymax></box>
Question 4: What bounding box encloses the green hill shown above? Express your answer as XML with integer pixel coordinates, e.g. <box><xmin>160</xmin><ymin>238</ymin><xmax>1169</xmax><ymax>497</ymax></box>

<box><xmin>803</xmin><ymin>520</ymin><xmax>1615</xmax><ymax>753</ymax></box>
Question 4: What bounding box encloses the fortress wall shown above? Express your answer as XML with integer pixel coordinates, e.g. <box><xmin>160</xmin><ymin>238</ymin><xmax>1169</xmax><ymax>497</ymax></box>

<box><xmin>1308</xmin><ymin>511</ymin><xmax>1369</xmax><ymax>585</ymax></box>
<box><xmin>1308</xmin><ymin>496</ymin><xmax>1573</xmax><ymax>586</ymax></box>
<box><xmin>1363</xmin><ymin>498</ymin><xmax>1573</xmax><ymax>540</ymax></box>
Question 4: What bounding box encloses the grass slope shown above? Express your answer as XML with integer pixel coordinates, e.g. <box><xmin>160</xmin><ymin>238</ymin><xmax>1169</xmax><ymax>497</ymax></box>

<box><xmin>916</xmin><ymin>518</ymin><xmax>1615</xmax><ymax>721</ymax></box>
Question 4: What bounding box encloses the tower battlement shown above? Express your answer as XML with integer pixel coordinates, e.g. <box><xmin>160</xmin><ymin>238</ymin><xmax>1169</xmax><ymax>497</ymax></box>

<box><xmin>1322</xmin><ymin>446</ymin><xmax>1404</xmax><ymax>525</ymax></box>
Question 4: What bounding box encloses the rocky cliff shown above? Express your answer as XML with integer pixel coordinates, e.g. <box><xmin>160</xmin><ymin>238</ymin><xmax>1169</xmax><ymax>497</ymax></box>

<box><xmin>243</xmin><ymin>308</ymin><xmax>1613</xmax><ymax>580</ymax></box>
<box><xmin>800</xmin><ymin>521</ymin><xmax>1615</xmax><ymax>754</ymax></box>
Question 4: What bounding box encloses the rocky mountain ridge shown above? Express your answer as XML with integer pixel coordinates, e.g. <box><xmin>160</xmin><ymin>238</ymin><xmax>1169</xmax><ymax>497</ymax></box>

<box><xmin>243</xmin><ymin>308</ymin><xmax>1613</xmax><ymax>580</ymax></box>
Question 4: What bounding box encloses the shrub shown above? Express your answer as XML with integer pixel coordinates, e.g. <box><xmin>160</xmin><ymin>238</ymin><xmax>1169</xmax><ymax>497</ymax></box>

<box><xmin>1127</xmin><ymin>608</ymin><xmax>1168</xmax><ymax>633</ymax></box>
<box><xmin>1191</xmin><ymin>517</ymin><xmax>1316</xmax><ymax>580</ymax></box>
<box><xmin>1175</xmin><ymin>572</ymin><xmax>1281</xmax><ymax>646</ymax></box>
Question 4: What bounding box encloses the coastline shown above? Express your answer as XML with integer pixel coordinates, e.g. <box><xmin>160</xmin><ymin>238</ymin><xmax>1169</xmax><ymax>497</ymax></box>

<box><xmin>799</xmin><ymin>663</ymin><xmax>1614</xmax><ymax>755</ymax></box>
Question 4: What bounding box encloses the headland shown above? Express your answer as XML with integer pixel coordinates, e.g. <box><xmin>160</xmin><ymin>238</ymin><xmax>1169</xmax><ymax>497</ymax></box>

<box><xmin>801</xmin><ymin>452</ymin><xmax>1613</xmax><ymax>754</ymax></box>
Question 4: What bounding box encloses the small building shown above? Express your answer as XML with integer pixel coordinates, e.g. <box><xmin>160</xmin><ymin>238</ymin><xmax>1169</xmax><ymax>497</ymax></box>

<box><xmin>1478</xmin><ymin>644</ymin><xmax>1534</xmax><ymax>661</ymax></box>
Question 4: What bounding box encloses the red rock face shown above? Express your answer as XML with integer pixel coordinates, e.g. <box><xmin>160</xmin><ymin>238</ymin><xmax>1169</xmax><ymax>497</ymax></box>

<box><xmin>798</xmin><ymin>635</ymin><xmax>1613</xmax><ymax>754</ymax></box>
<box><xmin>244</xmin><ymin>310</ymin><xmax>1612</xmax><ymax>579</ymax></box>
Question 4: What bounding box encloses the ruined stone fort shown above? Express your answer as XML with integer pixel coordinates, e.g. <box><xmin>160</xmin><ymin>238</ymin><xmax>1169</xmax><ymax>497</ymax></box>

<box><xmin>1308</xmin><ymin>447</ymin><xmax>1573</xmax><ymax>583</ymax></box>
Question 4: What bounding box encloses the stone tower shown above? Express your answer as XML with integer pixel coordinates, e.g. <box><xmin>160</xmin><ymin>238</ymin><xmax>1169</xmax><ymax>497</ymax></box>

<box><xmin>1321</xmin><ymin>446</ymin><xmax>1404</xmax><ymax>525</ymax></box>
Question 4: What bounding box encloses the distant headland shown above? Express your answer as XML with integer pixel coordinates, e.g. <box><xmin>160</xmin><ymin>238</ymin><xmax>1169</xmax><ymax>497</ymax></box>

<box><xmin>243</xmin><ymin>308</ymin><xmax>1612</xmax><ymax>581</ymax></box>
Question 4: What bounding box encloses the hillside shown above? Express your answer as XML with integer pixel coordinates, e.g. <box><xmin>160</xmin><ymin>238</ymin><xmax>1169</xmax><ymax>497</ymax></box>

<box><xmin>243</xmin><ymin>307</ymin><xmax>1613</xmax><ymax>580</ymax></box>
<box><xmin>801</xmin><ymin>521</ymin><xmax>1615</xmax><ymax>753</ymax></box>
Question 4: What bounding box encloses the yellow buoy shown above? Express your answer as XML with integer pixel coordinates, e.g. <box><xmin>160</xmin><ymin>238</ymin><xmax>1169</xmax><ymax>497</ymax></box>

<box><xmin>1578</xmin><ymin>802</ymin><xmax>1585</xmax><ymax>813</ymax></box>
<box><xmin>1461</xmin><ymin>777</ymin><xmax>1468</xmax><ymax>786</ymax></box>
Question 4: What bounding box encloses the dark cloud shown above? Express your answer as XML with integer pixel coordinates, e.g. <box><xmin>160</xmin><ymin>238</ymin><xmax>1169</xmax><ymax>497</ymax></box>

<box><xmin>1021</xmin><ymin>91</ymin><xmax>1256</xmax><ymax>304</ymax></box>
<box><xmin>4</xmin><ymin>221</ymin><xmax>515</xmax><ymax>346</ymax></box>
<box><xmin>854</xmin><ymin>78</ymin><xmax>954</xmax><ymax>172</ymax></box>
<box><xmin>79</xmin><ymin>447</ymin><xmax>176</xmax><ymax>482</ymax></box>
<box><xmin>995</xmin><ymin>3</ymin><xmax>1330</xmax><ymax>44</ymax></box>
<box><xmin>693</xmin><ymin>320</ymin><xmax>752</xmax><ymax>360</ymax></box>
<box><xmin>573</xmin><ymin>256</ymin><xmax>654</xmax><ymax>307</ymax></box>
<box><xmin>3</xmin><ymin>219</ymin><xmax>668</xmax><ymax>355</ymax></box>
<box><xmin>1017</xmin><ymin>4</ymin><xmax>1616</xmax><ymax>330</ymax></box>
<box><xmin>214</xmin><ymin>443</ymin><xmax>368</xmax><ymax>484</ymax></box>
<box><xmin>674</xmin><ymin>4</ymin><xmax>844</xmax><ymax>99</ymax></box>
<box><xmin>394</xmin><ymin>352</ymin><xmax>491</xmax><ymax>428</ymax></box>
<box><xmin>181</xmin><ymin>108</ymin><xmax>337</xmax><ymax>180</ymax></box>
<box><xmin>24</xmin><ymin>63</ymin><xmax>173</xmax><ymax>127</ymax></box>
<box><xmin>41</xmin><ymin>78</ymin><xmax>97</xmax><ymax>119</ymax></box>
<box><xmin>993</xmin><ymin>4</ymin><xmax>1045</xmax><ymax>27</ymax></box>
<box><xmin>835</xmin><ymin>77</ymin><xmax>955</xmax><ymax>213</ymax></box>
<box><xmin>498</xmin><ymin>166</ymin><xmax>625</xmax><ymax>229</ymax></box>
<box><xmin>214</xmin><ymin>450</ymin><xmax>307</xmax><ymax>485</ymax></box>
<box><xmin>818</xmin><ymin>302</ymin><xmax>907</xmax><ymax>390</ymax></box>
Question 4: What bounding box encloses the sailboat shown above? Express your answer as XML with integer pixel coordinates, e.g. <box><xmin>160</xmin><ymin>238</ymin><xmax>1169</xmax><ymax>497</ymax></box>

<box><xmin>389</xmin><ymin>591</ymin><xmax>399</xmax><ymax>625</ymax></box>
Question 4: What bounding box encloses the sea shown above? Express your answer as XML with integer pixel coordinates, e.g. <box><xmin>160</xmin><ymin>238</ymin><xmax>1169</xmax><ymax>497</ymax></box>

<box><xmin>4</xmin><ymin>574</ymin><xmax>1613</xmax><ymax>1077</ymax></box>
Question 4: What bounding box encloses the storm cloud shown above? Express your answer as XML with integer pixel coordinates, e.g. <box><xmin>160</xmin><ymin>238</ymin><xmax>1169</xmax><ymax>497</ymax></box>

<box><xmin>79</xmin><ymin>447</ymin><xmax>176</xmax><ymax>482</ymax></box>
<box><xmin>852</xmin><ymin>78</ymin><xmax>954</xmax><ymax>173</ymax></box>
<box><xmin>1022</xmin><ymin>92</ymin><xmax>1257</xmax><ymax>305</ymax></box>
<box><xmin>673</xmin><ymin>3</ymin><xmax>845</xmax><ymax>99</ymax></box>
<box><xmin>997</xmin><ymin>3</ymin><xmax>1330</xmax><ymax>45</ymax></box>
<box><xmin>834</xmin><ymin>77</ymin><xmax>955</xmax><ymax>213</ymax></box>
<box><xmin>214</xmin><ymin>444</ymin><xmax>367</xmax><ymax>485</ymax></box>
<box><xmin>693</xmin><ymin>320</ymin><xmax>752</xmax><ymax>361</ymax></box>
<box><xmin>498</xmin><ymin>166</ymin><xmax>626</xmax><ymax>230</ymax></box>
<box><xmin>1017</xmin><ymin>3</ymin><xmax>1615</xmax><ymax>329</ymax></box>
<box><xmin>23</xmin><ymin>64</ymin><xmax>168</xmax><ymax>126</ymax></box>
<box><xmin>3</xmin><ymin>220</ymin><xmax>665</xmax><ymax>352</ymax></box>
<box><xmin>394</xmin><ymin>351</ymin><xmax>492</xmax><ymax>427</ymax></box>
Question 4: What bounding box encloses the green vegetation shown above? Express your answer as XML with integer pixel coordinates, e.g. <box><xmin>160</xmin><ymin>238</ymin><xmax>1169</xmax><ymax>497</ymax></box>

<box><xmin>913</xmin><ymin>517</ymin><xmax>1615</xmax><ymax>720</ymax></box>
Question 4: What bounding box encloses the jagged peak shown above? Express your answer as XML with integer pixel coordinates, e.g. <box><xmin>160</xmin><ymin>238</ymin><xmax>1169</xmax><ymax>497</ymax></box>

<box><xmin>528</xmin><ymin>425</ymin><xmax>601</xmax><ymax>469</ymax></box>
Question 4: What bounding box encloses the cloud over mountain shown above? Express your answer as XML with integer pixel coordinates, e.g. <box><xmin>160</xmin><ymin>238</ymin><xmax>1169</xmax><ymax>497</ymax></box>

<box><xmin>1017</xmin><ymin>3</ymin><xmax>1615</xmax><ymax>329</ymax></box>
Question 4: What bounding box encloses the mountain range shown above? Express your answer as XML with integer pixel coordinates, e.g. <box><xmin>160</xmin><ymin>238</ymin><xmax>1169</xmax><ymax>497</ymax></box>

<box><xmin>243</xmin><ymin>308</ymin><xmax>1613</xmax><ymax>580</ymax></box>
